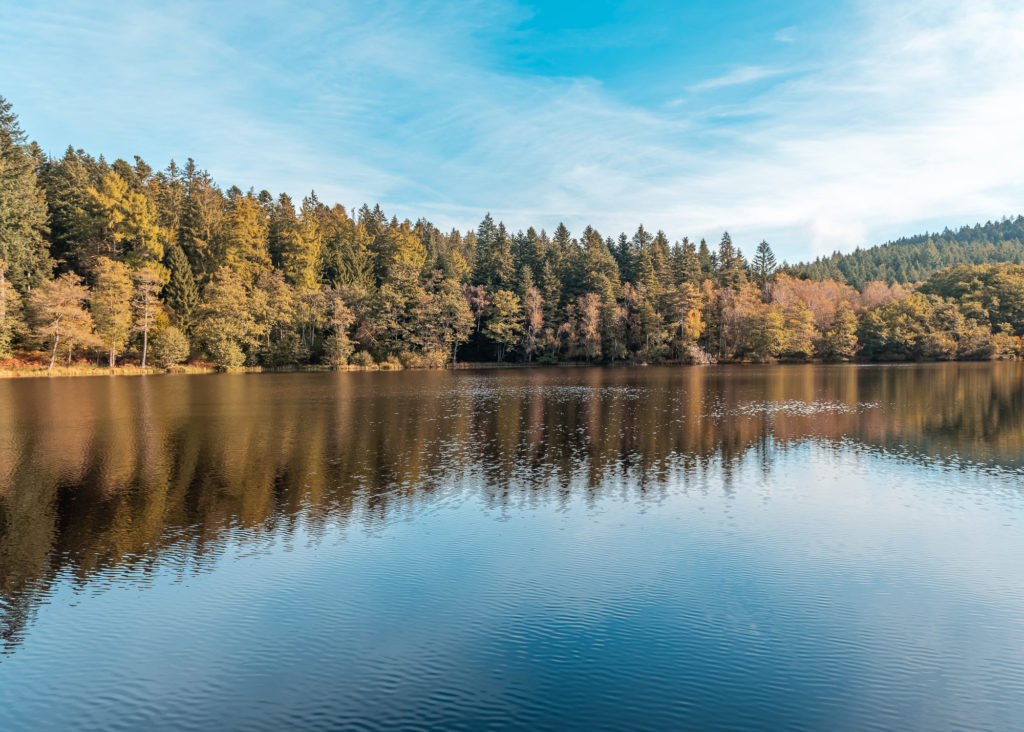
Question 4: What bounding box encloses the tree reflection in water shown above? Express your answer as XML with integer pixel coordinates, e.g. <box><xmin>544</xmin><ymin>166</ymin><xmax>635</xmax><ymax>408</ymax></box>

<box><xmin>1</xmin><ymin>363</ymin><xmax>1022</xmax><ymax>651</ymax></box>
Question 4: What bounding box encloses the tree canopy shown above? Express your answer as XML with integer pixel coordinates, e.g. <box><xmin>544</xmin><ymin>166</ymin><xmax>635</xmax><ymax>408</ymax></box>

<box><xmin>1</xmin><ymin>95</ymin><xmax>1022</xmax><ymax>370</ymax></box>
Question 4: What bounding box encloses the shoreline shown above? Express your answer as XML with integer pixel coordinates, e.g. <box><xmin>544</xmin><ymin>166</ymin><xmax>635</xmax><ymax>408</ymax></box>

<box><xmin>1</xmin><ymin>358</ymin><xmax>1015</xmax><ymax>379</ymax></box>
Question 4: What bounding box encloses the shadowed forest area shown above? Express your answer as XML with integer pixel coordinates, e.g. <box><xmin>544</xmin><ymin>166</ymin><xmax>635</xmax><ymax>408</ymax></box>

<box><xmin>3</xmin><ymin>96</ymin><xmax>1024</xmax><ymax>372</ymax></box>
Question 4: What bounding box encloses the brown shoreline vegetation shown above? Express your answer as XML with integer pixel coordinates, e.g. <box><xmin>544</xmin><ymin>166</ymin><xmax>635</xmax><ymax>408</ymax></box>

<box><xmin>2</xmin><ymin>96</ymin><xmax>1024</xmax><ymax>375</ymax></box>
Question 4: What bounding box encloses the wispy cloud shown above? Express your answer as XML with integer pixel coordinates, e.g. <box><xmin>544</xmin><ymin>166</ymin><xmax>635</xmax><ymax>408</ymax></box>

<box><xmin>687</xmin><ymin>66</ymin><xmax>787</xmax><ymax>93</ymax></box>
<box><xmin>2</xmin><ymin>0</ymin><xmax>1023</xmax><ymax>261</ymax></box>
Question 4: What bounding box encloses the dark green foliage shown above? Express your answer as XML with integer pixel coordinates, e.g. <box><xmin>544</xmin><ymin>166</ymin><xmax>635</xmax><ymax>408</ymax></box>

<box><xmin>752</xmin><ymin>240</ymin><xmax>777</xmax><ymax>289</ymax></box>
<box><xmin>0</xmin><ymin>96</ymin><xmax>51</xmax><ymax>289</ymax></box>
<box><xmin>788</xmin><ymin>217</ymin><xmax>1024</xmax><ymax>289</ymax></box>
<box><xmin>164</xmin><ymin>245</ymin><xmax>200</xmax><ymax>336</ymax></box>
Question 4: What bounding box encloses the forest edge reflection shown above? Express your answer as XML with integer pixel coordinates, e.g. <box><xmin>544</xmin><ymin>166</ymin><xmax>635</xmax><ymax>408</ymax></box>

<box><xmin>1</xmin><ymin>362</ymin><xmax>1023</xmax><ymax>653</ymax></box>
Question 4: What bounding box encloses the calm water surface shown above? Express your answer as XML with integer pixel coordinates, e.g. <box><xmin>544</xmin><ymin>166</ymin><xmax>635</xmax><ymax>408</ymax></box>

<box><xmin>1</xmin><ymin>364</ymin><xmax>1023</xmax><ymax>731</ymax></box>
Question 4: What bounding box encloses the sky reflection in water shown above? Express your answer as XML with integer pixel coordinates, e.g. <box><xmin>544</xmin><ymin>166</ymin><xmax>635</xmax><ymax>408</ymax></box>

<box><xmin>1</xmin><ymin>364</ymin><xmax>1023</xmax><ymax>731</ymax></box>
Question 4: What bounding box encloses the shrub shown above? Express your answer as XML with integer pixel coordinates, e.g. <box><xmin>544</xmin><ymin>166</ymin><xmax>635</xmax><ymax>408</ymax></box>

<box><xmin>152</xmin><ymin>326</ymin><xmax>190</xmax><ymax>368</ymax></box>
<box><xmin>207</xmin><ymin>336</ymin><xmax>245</xmax><ymax>369</ymax></box>
<box><xmin>349</xmin><ymin>351</ymin><xmax>376</xmax><ymax>369</ymax></box>
<box><xmin>397</xmin><ymin>350</ymin><xmax>423</xmax><ymax>368</ymax></box>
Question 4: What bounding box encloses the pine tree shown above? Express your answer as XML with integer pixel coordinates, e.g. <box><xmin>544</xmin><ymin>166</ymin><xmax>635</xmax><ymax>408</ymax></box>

<box><xmin>434</xmin><ymin>278</ymin><xmax>474</xmax><ymax>365</ymax></box>
<box><xmin>180</xmin><ymin>159</ymin><xmax>224</xmax><ymax>280</ymax></box>
<box><xmin>164</xmin><ymin>244</ymin><xmax>200</xmax><ymax>336</ymax></box>
<box><xmin>322</xmin><ymin>286</ymin><xmax>355</xmax><ymax>368</ymax></box>
<box><xmin>284</xmin><ymin>193</ymin><xmax>325</xmax><ymax>293</ymax></box>
<box><xmin>717</xmin><ymin>232</ymin><xmax>746</xmax><ymax>289</ymax></box>
<box><xmin>0</xmin><ymin>96</ymin><xmax>50</xmax><ymax>290</ymax></box>
<box><xmin>752</xmin><ymin>240</ymin><xmax>777</xmax><ymax>289</ymax></box>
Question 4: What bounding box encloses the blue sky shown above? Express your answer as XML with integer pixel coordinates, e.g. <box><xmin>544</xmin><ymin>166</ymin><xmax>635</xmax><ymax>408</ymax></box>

<box><xmin>2</xmin><ymin>0</ymin><xmax>1023</xmax><ymax>262</ymax></box>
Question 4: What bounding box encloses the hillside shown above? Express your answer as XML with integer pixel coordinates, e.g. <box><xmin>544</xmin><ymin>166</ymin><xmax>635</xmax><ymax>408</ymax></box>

<box><xmin>786</xmin><ymin>216</ymin><xmax>1024</xmax><ymax>289</ymax></box>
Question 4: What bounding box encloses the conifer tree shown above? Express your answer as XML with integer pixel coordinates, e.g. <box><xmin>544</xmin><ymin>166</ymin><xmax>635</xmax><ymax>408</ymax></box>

<box><xmin>180</xmin><ymin>159</ymin><xmax>224</xmax><ymax>280</ymax></box>
<box><xmin>717</xmin><ymin>232</ymin><xmax>747</xmax><ymax>289</ymax></box>
<box><xmin>322</xmin><ymin>286</ymin><xmax>355</xmax><ymax>367</ymax></box>
<box><xmin>219</xmin><ymin>191</ymin><xmax>271</xmax><ymax>284</ymax></box>
<box><xmin>753</xmin><ymin>240</ymin><xmax>777</xmax><ymax>289</ymax></box>
<box><xmin>86</xmin><ymin>170</ymin><xmax>167</xmax><ymax>274</ymax></box>
<box><xmin>0</xmin><ymin>96</ymin><xmax>50</xmax><ymax>289</ymax></box>
<box><xmin>164</xmin><ymin>244</ymin><xmax>200</xmax><ymax>336</ymax></box>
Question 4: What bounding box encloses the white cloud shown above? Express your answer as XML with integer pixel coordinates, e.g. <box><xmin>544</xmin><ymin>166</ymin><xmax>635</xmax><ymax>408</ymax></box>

<box><xmin>687</xmin><ymin>66</ymin><xmax>787</xmax><ymax>93</ymax></box>
<box><xmin>3</xmin><ymin>0</ymin><xmax>1024</xmax><ymax>261</ymax></box>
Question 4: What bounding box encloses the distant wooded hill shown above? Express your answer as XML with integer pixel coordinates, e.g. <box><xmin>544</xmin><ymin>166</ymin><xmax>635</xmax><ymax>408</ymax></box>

<box><xmin>785</xmin><ymin>216</ymin><xmax>1024</xmax><ymax>289</ymax></box>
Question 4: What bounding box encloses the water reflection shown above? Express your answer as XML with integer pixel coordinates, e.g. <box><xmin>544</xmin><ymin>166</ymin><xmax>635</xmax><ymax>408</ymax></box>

<box><xmin>1</xmin><ymin>363</ymin><xmax>1023</xmax><ymax>653</ymax></box>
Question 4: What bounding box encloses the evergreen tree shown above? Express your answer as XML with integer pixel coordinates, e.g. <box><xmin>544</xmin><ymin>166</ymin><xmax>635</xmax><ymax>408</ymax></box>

<box><xmin>85</xmin><ymin>169</ymin><xmax>167</xmax><ymax>275</ymax></box>
<box><xmin>164</xmin><ymin>244</ymin><xmax>200</xmax><ymax>336</ymax></box>
<box><xmin>752</xmin><ymin>240</ymin><xmax>777</xmax><ymax>289</ymax></box>
<box><xmin>218</xmin><ymin>191</ymin><xmax>270</xmax><ymax>284</ymax></box>
<box><xmin>0</xmin><ymin>96</ymin><xmax>50</xmax><ymax>289</ymax></box>
<box><xmin>322</xmin><ymin>286</ymin><xmax>355</xmax><ymax>368</ymax></box>
<box><xmin>717</xmin><ymin>232</ymin><xmax>746</xmax><ymax>289</ymax></box>
<box><xmin>180</xmin><ymin>159</ymin><xmax>224</xmax><ymax>280</ymax></box>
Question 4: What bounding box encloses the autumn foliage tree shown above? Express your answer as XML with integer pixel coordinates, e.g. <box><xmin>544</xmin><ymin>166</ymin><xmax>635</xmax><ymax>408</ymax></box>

<box><xmin>91</xmin><ymin>257</ymin><xmax>134</xmax><ymax>367</ymax></box>
<box><xmin>28</xmin><ymin>273</ymin><xmax>94</xmax><ymax>370</ymax></box>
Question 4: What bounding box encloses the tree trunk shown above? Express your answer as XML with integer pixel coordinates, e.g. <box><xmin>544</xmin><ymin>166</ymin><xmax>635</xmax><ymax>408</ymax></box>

<box><xmin>141</xmin><ymin>327</ymin><xmax>149</xmax><ymax>368</ymax></box>
<box><xmin>48</xmin><ymin>332</ymin><xmax>60</xmax><ymax>371</ymax></box>
<box><xmin>109</xmin><ymin>344</ymin><xmax>116</xmax><ymax>368</ymax></box>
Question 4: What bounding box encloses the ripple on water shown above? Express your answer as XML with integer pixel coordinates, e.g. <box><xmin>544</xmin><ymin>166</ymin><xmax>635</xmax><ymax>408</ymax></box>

<box><xmin>2</xmin><ymin>366</ymin><xmax>1024</xmax><ymax>730</ymax></box>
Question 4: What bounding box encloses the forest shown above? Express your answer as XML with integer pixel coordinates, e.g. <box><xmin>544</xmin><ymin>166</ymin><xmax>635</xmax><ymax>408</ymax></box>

<box><xmin>2</xmin><ymin>96</ymin><xmax>1023</xmax><ymax>371</ymax></box>
<box><xmin>787</xmin><ymin>216</ymin><xmax>1024</xmax><ymax>288</ymax></box>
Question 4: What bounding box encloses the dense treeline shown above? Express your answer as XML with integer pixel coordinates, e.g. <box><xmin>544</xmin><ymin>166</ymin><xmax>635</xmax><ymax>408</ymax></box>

<box><xmin>786</xmin><ymin>217</ymin><xmax>1024</xmax><ymax>289</ymax></box>
<box><xmin>1</xmin><ymin>96</ymin><xmax>1023</xmax><ymax>370</ymax></box>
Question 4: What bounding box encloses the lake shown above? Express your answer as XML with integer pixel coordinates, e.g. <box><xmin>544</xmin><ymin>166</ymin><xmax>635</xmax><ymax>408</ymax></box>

<box><xmin>1</xmin><ymin>364</ymin><xmax>1023</xmax><ymax>731</ymax></box>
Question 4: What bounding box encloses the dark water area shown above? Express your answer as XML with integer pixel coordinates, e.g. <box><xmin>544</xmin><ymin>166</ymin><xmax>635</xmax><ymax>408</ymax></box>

<box><xmin>1</xmin><ymin>363</ymin><xmax>1023</xmax><ymax>731</ymax></box>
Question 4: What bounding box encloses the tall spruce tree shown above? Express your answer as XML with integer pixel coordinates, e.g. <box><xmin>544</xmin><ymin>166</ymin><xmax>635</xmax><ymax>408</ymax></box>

<box><xmin>752</xmin><ymin>240</ymin><xmax>777</xmax><ymax>289</ymax></box>
<box><xmin>165</xmin><ymin>244</ymin><xmax>200</xmax><ymax>336</ymax></box>
<box><xmin>0</xmin><ymin>96</ymin><xmax>50</xmax><ymax>290</ymax></box>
